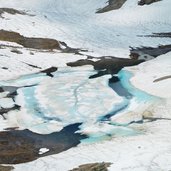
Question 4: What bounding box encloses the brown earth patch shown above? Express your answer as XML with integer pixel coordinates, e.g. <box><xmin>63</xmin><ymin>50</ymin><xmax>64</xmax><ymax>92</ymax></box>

<box><xmin>0</xmin><ymin>124</ymin><xmax>86</xmax><ymax>164</ymax></box>
<box><xmin>130</xmin><ymin>45</ymin><xmax>171</xmax><ymax>59</ymax></box>
<box><xmin>0</xmin><ymin>30</ymin><xmax>61</xmax><ymax>50</ymax></box>
<box><xmin>0</xmin><ymin>131</ymin><xmax>38</xmax><ymax>164</ymax></box>
<box><xmin>70</xmin><ymin>162</ymin><xmax>112</xmax><ymax>171</ymax></box>
<box><xmin>0</xmin><ymin>165</ymin><xmax>14</xmax><ymax>171</ymax></box>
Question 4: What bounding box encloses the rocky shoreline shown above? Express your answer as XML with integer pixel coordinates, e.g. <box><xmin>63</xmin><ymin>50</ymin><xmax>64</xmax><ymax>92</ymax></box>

<box><xmin>0</xmin><ymin>124</ymin><xmax>86</xmax><ymax>164</ymax></box>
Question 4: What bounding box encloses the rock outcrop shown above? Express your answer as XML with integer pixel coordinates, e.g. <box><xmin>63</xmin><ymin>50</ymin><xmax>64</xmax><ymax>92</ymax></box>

<box><xmin>70</xmin><ymin>162</ymin><xmax>112</xmax><ymax>171</ymax></box>
<box><xmin>96</xmin><ymin>0</ymin><xmax>127</xmax><ymax>13</ymax></box>
<box><xmin>130</xmin><ymin>45</ymin><xmax>171</xmax><ymax>59</ymax></box>
<box><xmin>138</xmin><ymin>0</ymin><xmax>161</xmax><ymax>5</ymax></box>
<box><xmin>0</xmin><ymin>8</ymin><xmax>31</xmax><ymax>18</ymax></box>
<box><xmin>0</xmin><ymin>165</ymin><xmax>14</xmax><ymax>171</ymax></box>
<box><xmin>0</xmin><ymin>30</ymin><xmax>61</xmax><ymax>50</ymax></box>
<box><xmin>67</xmin><ymin>56</ymin><xmax>144</xmax><ymax>77</ymax></box>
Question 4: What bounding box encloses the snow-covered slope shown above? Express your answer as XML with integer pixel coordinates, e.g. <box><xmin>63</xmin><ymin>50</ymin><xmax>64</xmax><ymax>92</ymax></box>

<box><xmin>0</xmin><ymin>0</ymin><xmax>171</xmax><ymax>171</ymax></box>
<box><xmin>0</xmin><ymin>0</ymin><xmax>171</xmax><ymax>57</ymax></box>
<box><xmin>9</xmin><ymin>58</ymin><xmax>171</xmax><ymax>171</ymax></box>
<box><xmin>130</xmin><ymin>52</ymin><xmax>171</xmax><ymax>98</ymax></box>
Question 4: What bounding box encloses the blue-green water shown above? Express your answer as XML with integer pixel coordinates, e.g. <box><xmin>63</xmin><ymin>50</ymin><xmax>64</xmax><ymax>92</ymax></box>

<box><xmin>82</xmin><ymin>69</ymin><xmax>159</xmax><ymax>143</ymax></box>
<box><xmin>118</xmin><ymin>70</ymin><xmax>158</xmax><ymax>102</ymax></box>
<box><xmin>0</xmin><ymin>68</ymin><xmax>159</xmax><ymax>144</ymax></box>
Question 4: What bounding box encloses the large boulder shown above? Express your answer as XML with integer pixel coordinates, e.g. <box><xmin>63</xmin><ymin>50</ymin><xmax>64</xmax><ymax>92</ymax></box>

<box><xmin>138</xmin><ymin>0</ymin><xmax>161</xmax><ymax>5</ymax></box>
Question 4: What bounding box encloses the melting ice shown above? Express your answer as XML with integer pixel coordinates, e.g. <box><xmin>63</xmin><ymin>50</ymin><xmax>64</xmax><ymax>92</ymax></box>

<box><xmin>0</xmin><ymin>66</ymin><xmax>159</xmax><ymax>142</ymax></box>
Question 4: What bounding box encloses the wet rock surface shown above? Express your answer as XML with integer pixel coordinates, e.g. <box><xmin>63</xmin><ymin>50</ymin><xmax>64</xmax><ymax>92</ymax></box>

<box><xmin>70</xmin><ymin>162</ymin><xmax>112</xmax><ymax>171</ymax></box>
<box><xmin>0</xmin><ymin>123</ymin><xmax>86</xmax><ymax>164</ymax></box>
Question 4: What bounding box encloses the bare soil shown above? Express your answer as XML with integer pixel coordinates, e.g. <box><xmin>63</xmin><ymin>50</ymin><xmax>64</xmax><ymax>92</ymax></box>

<box><xmin>0</xmin><ymin>165</ymin><xmax>14</xmax><ymax>171</ymax></box>
<box><xmin>70</xmin><ymin>162</ymin><xmax>112</xmax><ymax>171</ymax></box>
<box><xmin>0</xmin><ymin>124</ymin><xmax>86</xmax><ymax>164</ymax></box>
<box><xmin>0</xmin><ymin>30</ymin><xmax>61</xmax><ymax>50</ymax></box>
